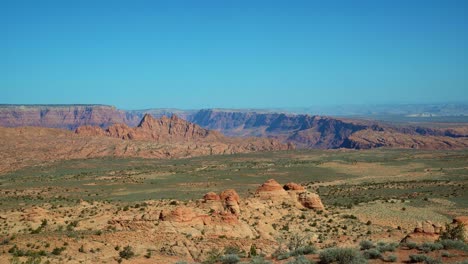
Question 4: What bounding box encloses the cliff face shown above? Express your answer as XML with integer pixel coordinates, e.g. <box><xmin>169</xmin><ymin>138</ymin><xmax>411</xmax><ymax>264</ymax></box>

<box><xmin>0</xmin><ymin>105</ymin><xmax>141</xmax><ymax>129</ymax></box>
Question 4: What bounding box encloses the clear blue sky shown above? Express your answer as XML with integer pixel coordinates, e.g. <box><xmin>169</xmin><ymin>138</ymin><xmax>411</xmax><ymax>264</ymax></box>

<box><xmin>2</xmin><ymin>0</ymin><xmax>467</xmax><ymax>109</ymax></box>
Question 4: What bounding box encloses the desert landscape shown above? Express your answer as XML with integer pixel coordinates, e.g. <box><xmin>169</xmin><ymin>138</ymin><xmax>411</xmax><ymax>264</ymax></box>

<box><xmin>3</xmin><ymin>1</ymin><xmax>468</xmax><ymax>263</ymax></box>
<box><xmin>0</xmin><ymin>107</ymin><xmax>467</xmax><ymax>264</ymax></box>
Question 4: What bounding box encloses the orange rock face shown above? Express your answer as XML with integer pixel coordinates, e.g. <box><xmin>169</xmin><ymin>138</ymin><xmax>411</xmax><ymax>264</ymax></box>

<box><xmin>256</xmin><ymin>179</ymin><xmax>284</xmax><ymax>193</ymax></box>
<box><xmin>283</xmin><ymin>182</ymin><xmax>305</xmax><ymax>191</ymax></box>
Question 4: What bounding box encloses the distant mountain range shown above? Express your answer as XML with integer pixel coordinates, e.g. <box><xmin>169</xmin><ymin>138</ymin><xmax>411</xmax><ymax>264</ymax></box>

<box><xmin>0</xmin><ymin>104</ymin><xmax>467</xmax><ymax>150</ymax></box>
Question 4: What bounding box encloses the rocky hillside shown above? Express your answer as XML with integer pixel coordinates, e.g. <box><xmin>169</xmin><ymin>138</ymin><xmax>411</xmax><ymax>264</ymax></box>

<box><xmin>0</xmin><ymin>104</ymin><xmax>138</xmax><ymax>129</ymax></box>
<box><xmin>0</xmin><ymin>116</ymin><xmax>291</xmax><ymax>174</ymax></box>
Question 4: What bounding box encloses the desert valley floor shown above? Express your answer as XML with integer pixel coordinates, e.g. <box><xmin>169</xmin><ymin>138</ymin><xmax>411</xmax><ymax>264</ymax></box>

<box><xmin>0</xmin><ymin>149</ymin><xmax>467</xmax><ymax>263</ymax></box>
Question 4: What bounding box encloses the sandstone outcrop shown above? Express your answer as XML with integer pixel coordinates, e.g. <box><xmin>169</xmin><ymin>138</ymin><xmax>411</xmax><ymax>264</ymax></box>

<box><xmin>401</xmin><ymin>220</ymin><xmax>443</xmax><ymax>244</ymax></box>
<box><xmin>254</xmin><ymin>179</ymin><xmax>324</xmax><ymax>211</ymax></box>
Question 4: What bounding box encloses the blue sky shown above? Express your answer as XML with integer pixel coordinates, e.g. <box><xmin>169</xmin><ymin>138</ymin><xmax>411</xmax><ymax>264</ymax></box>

<box><xmin>1</xmin><ymin>0</ymin><xmax>467</xmax><ymax>109</ymax></box>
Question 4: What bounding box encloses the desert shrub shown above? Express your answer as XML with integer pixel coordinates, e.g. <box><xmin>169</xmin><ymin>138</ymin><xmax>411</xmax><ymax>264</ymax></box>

<box><xmin>249</xmin><ymin>256</ymin><xmax>272</xmax><ymax>264</ymax></box>
<box><xmin>224</xmin><ymin>246</ymin><xmax>245</xmax><ymax>257</ymax></box>
<box><xmin>362</xmin><ymin>248</ymin><xmax>381</xmax><ymax>259</ymax></box>
<box><xmin>440</xmin><ymin>251</ymin><xmax>456</xmax><ymax>257</ymax></box>
<box><xmin>51</xmin><ymin>247</ymin><xmax>65</xmax><ymax>255</ymax></box>
<box><xmin>286</xmin><ymin>255</ymin><xmax>313</xmax><ymax>264</ymax></box>
<box><xmin>440</xmin><ymin>239</ymin><xmax>468</xmax><ymax>251</ymax></box>
<box><xmin>409</xmin><ymin>254</ymin><xmax>441</xmax><ymax>263</ymax></box>
<box><xmin>249</xmin><ymin>244</ymin><xmax>257</xmax><ymax>257</ymax></box>
<box><xmin>290</xmin><ymin>245</ymin><xmax>316</xmax><ymax>256</ymax></box>
<box><xmin>424</xmin><ymin>257</ymin><xmax>442</xmax><ymax>264</ymax></box>
<box><xmin>319</xmin><ymin>247</ymin><xmax>367</xmax><ymax>264</ymax></box>
<box><xmin>409</xmin><ymin>254</ymin><xmax>428</xmax><ymax>263</ymax></box>
<box><xmin>220</xmin><ymin>254</ymin><xmax>240</xmax><ymax>264</ymax></box>
<box><xmin>377</xmin><ymin>242</ymin><xmax>397</xmax><ymax>252</ymax></box>
<box><xmin>359</xmin><ymin>240</ymin><xmax>374</xmax><ymax>250</ymax></box>
<box><xmin>440</xmin><ymin>223</ymin><xmax>465</xmax><ymax>241</ymax></box>
<box><xmin>204</xmin><ymin>248</ymin><xmax>222</xmax><ymax>264</ymax></box>
<box><xmin>418</xmin><ymin>242</ymin><xmax>443</xmax><ymax>253</ymax></box>
<box><xmin>386</xmin><ymin>254</ymin><xmax>397</xmax><ymax>262</ymax></box>
<box><xmin>276</xmin><ymin>252</ymin><xmax>290</xmax><ymax>260</ymax></box>
<box><xmin>403</xmin><ymin>242</ymin><xmax>418</xmax><ymax>249</ymax></box>
<box><xmin>119</xmin><ymin>245</ymin><xmax>135</xmax><ymax>260</ymax></box>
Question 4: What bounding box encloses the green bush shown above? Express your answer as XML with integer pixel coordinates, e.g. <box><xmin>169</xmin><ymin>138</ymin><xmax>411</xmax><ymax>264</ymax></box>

<box><xmin>362</xmin><ymin>248</ymin><xmax>381</xmax><ymax>259</ymax></box>
<box><xmin>319</xmin><ymin>247</ymin><xmax>367</xmax><ymax>264</ymax></box>
<box><xmin>52</xmin><ymin>247</ymin><xmax>65</xmax><ymax>255</ymax></box>
<box><xmin>377</xmin><ymin>242</ymin><xmax>397</xmax><ymax>252</ymax></box>
<box><xmin>359</xmin><ymin>240</ymin><xmax>374</xmax><ymax>250</ymax></box>
<box><xmin>440</xmin><ymin>239</ymin><xmax>468</xmax><ymax>251</ymax></box>
<box><xmin>220</xmin><ymin>254</ymin><xmax>240</xmax><ymax>264</ymax></box>
<box><xmin>418</xmin><ymin>242</ymin><xmax>443</xmax><ymax>253</ymax></box>
<box><xmin>386</xmin><ymin>254</ymin><xmax>397</xmax><ymax>262</ymax></box>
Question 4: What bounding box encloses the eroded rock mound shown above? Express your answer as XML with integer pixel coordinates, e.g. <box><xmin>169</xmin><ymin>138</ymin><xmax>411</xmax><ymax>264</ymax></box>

<box><xmin>256</xmin><ymin>179</ymin><xmax>285</xmax><ymax>193</ymax></box>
